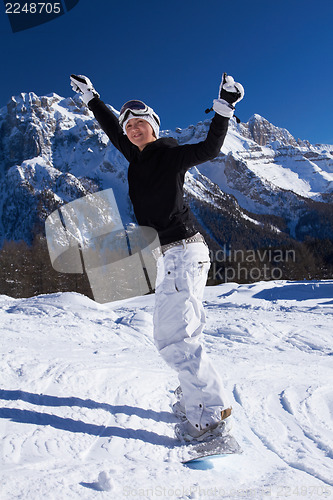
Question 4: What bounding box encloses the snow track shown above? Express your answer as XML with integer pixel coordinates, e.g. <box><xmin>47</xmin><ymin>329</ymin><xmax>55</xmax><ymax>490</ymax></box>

<box><xmin>0</xmin><ymin>282</ymin><xmax>332</xmax><ymax>499</ymax></box>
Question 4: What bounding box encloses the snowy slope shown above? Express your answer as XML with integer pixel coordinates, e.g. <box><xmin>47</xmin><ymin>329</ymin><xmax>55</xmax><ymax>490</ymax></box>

<box><xmin>180</xmin><ymin>119</ymin><xmax>333</xmax><ymax>211</ymax></box>
<box><xmin>164</xmin><ymin>116</ymin><xmax>333</xmax><ymax>205</ymax></box>
<box><xmin>0</xmin><ymin>280</ymin><xmax>332</xmax><ymax>499</ymax></box>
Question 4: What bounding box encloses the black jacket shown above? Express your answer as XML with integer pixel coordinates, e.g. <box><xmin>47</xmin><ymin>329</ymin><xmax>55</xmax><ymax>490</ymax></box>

<box><xmin>88</xmin><ymin>98</ymin><xmax>229</xmax><ymax>245</ymax></box>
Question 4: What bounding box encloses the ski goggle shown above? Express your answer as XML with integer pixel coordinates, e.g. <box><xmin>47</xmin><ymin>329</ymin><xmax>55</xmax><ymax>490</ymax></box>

<box><xmin>118</xmin><ymin>100</ymin><xmax>160</xmax><ymax>128</ymax></box>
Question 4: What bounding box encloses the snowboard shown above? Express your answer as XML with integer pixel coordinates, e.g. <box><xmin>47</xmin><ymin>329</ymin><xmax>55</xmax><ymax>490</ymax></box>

<box><xmin>180</xmin><ymin>433</ymin><xmax>242</xmax><ymax>466</ymax></box>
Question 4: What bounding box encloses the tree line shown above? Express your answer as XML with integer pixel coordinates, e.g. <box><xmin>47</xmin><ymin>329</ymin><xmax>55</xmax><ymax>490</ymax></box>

<box><xmin>0</xmin><ymin>234</ymin><xmax>332</xmax><ymax>299</ymax></box>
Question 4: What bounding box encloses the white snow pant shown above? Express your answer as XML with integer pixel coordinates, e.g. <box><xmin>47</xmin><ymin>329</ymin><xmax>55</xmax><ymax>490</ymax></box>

<box><xmin>153</xmin><ymin>238</ymin><xmax>231</xmax><ymax>430</ymax></box>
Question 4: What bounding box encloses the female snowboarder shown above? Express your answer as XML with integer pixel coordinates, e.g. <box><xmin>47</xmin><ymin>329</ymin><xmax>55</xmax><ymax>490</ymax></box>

<box><xmin>70</xmin><ymin>72</ymin><xmax>244</xmax><ymax>442</ymax></box>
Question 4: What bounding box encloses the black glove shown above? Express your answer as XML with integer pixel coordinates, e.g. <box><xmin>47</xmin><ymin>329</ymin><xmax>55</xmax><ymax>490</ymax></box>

<box><xmin>219</xmin><ymin>73</ymin><xmax>244</xmax><ymax>105</ymax></box>
<box><xmin>219</xmin><ymin>73</ymin><xmax>244</xmax><ymax>106</ymax></box>
<box><xmin>212</xmin><ymin>72</ymin><xmax>244</xmax><ymax>118</ymax></box>
<box><xmin>70</xmin><ymin>74</ymin><xmax>100</xmax><ymax>104</ymax></box>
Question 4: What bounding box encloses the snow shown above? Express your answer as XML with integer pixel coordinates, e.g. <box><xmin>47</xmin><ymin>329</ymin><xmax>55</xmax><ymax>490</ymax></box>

<box><xmin>0</xmin><ymin>280</ymin><xmax>333</xmax><ymax>499</ymax></box>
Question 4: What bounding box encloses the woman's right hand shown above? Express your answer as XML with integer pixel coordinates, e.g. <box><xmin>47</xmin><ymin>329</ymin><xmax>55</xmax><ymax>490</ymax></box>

<box><xmin>70</xmin><ymin>74</ymin><xmax>100</xmax><ymax>104</ymax></box>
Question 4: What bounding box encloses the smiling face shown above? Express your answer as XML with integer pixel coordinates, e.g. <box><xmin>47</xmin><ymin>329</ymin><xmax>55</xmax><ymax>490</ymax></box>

<box><xmin>125</xmin><ymin>117</ymin><xmax>157</xmax><ymax>151</ymax></box>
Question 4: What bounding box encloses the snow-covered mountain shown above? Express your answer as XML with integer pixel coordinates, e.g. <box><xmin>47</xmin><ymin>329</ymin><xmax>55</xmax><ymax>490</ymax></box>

<box><xmin>1</xmin><ymin>92</ymin><xmax>333</xmax><ymax>247</ymax></box>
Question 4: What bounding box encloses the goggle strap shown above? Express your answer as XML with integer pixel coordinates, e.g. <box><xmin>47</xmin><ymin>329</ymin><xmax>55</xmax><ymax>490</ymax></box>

<box><xmin>119</xmin><ymin>108</ymin><xmax>160</xmax><ymax>127</ymax></box>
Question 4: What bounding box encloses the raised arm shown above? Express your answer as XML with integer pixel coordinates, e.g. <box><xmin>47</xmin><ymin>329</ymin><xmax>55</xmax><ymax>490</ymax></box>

<box><xmin>173</xmin><ymin>72</ymin><xmax>244</xmax><ymax>171</ymax></box>
<box><xmin>88</xmin><ymin>97</ymin><xmax>135</xmax><ymax>161</ymax></box>
<box><xmin>70</xmin><ymin>74</ymin><xmax>135</xmax><ymax>161</ymax></box>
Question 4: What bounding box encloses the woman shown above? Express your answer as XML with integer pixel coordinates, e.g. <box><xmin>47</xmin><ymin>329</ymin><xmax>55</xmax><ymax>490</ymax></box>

<box><xmin>70</xmin><ymin>72</ymin><xmax>244</xmax><ymax>443</ymax></box>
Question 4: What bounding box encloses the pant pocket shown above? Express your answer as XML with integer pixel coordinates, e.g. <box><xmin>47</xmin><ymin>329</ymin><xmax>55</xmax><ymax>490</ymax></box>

<box><xmin>159</xmin><ymin>254</ymin><xmax>180</xmax><ymax>293</ymax></box>
<box><xmin>192</xmin><ymin>260</ymin><xmax>211</xmax><ymax>276</ymax></box>
<box><xmin>190</xmin><ymin>260</ymin><xmax>211</xmax><ymax>297</ymax></box>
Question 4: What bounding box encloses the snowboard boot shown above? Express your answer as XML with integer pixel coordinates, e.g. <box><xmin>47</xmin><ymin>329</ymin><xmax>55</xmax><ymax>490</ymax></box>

<box><xmin>175</xmin><ymin>408</ymin><xmax>233</xmax><ymax>443</ymax></box>
<box><xmin>172</xmin><ymin>400</ymin><xmax>187</xmax><ymax>420</ymax></box>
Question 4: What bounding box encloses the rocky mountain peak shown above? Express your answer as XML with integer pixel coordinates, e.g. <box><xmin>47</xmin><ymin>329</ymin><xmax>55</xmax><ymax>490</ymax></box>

<box><xmin>241</xmin><ymin>113</ymin><xmax>298</xmax><ymax>147</ymax></box>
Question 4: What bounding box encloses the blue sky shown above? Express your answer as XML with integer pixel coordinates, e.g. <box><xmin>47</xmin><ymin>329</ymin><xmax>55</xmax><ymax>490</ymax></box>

<box><xmin>0</xmin><ymin>0</ymin><xmax>332</xmax><ymax>144</ymax></box>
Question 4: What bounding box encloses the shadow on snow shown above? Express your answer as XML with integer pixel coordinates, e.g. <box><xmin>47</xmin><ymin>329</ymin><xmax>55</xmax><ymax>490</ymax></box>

<box><xmin>0</xmin><ymin>389</ymin><xmax>178</xmax><ymax>448</ymax></box>
<box><xmin>253</xmin><ymin>281</ymin><xmax>333</xmax><ymax>302</ymax></box>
